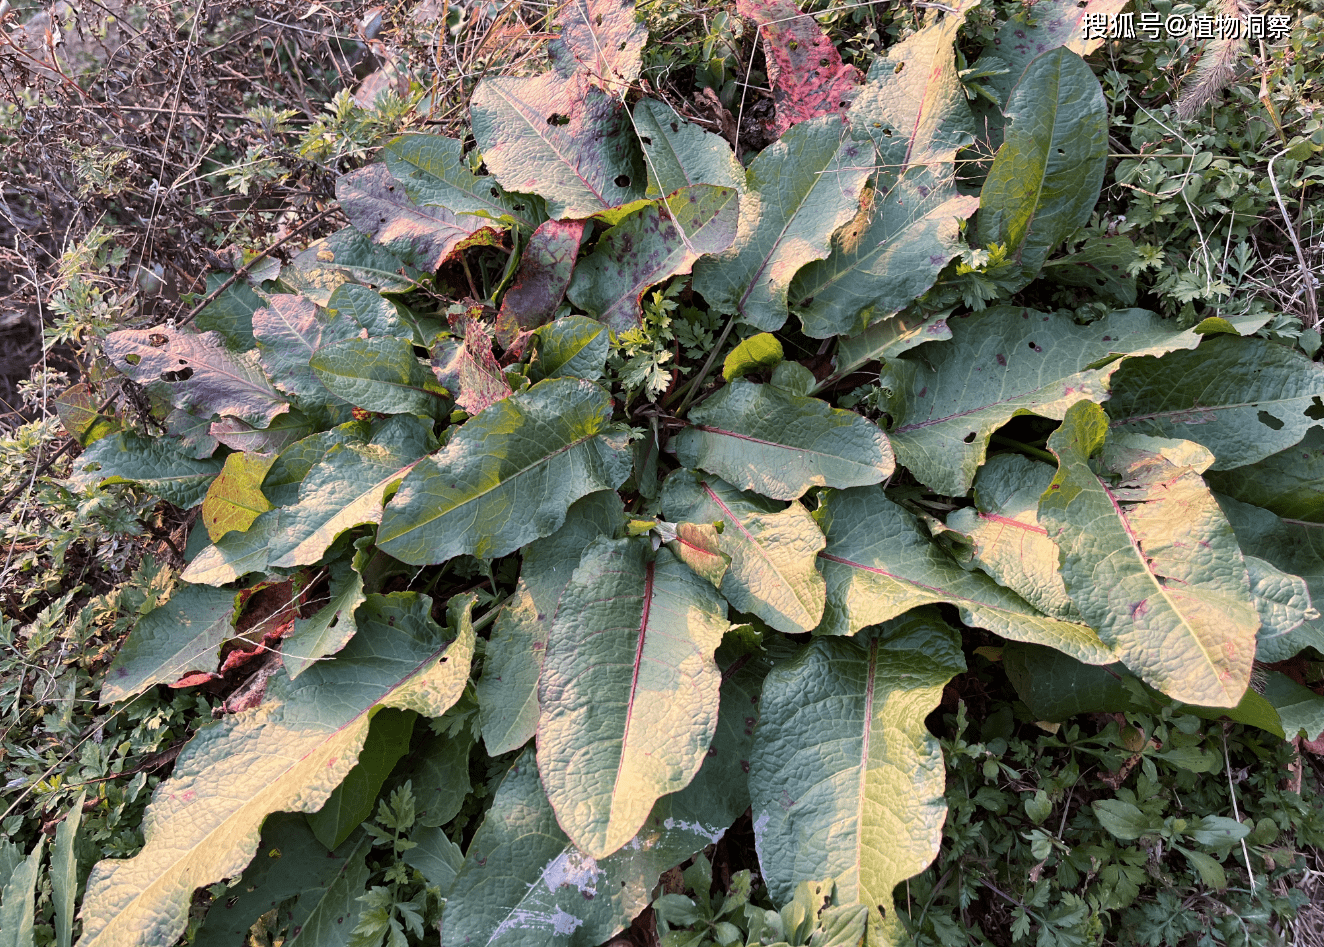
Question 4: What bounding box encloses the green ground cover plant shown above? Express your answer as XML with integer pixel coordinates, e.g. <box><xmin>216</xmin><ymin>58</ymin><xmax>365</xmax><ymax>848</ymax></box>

<box><xmin>3</xmin><ymin>0</ymin><xmax>1324</xmax><ymax>945</ymax></box>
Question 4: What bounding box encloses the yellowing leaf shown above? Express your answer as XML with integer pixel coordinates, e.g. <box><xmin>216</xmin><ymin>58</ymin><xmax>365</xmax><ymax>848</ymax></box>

<box><xmin>537</xmin><ymin>537</ymin><xmax>727</xmax><ymax>858</ymax></box>
<box><xmin>78</xmin><ymin>592</ymin><xmax>473</xmax><ymax>947</ymax></box>
<box><xmin>201</xmin><ymin>451</ymin><xmax>276</xmax><ymax>542</ymax></box>
<box><xmin>1040</xmin><ymin>402</ymin><xmax>1258</xmax><ymax>707</ymax></box>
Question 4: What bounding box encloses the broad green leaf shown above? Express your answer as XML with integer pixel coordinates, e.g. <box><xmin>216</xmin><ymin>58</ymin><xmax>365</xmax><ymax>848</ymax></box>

<box><xmin>673</xmin><ymin>379</ymin><xmax>893</xmax><ymax>501</ymax></box>
<box><xmin>722</xmin><ymin>333</ymin><xmax>783</xmax><ymax>382</ymax></box>
<box><xmin>195</xmin><ymin>272</ymin><xmax>262</xmax><ymax>350</ymax></box>
<box><xmin>556</xmin><ymin>0</ymin><xmax>646</xmax><ymax>96</ymax></box>
<box><xmin>443</xmin><ymin>674</ymin><xmax>758</xmax><ymax>947</ymax></box>
<box><xmin>1002</xmin><ymin>642</ymin><xmax>1285</xmax><ymax>738</ymax></box>
<box><xmin>104</xmin><ymin>326</ymin><xmax>287</xmax><ymax>429</ymax></box>
<box><xmin>101</xmin><ymin>584</ymin><xmax>237</xmax><ymax>702</ymax></box>
<box><xmin>1262</xmin><ymin>671</ymin><xmax>1324</xmax><ymax>741</ymax></box>
<box><xmin>470</xmin><ymin>69</ymin><xmax>643</xmax><ymax>219</ymax></box>
<box><xmin>382</xmin><ymin>133</ymin><xmax>536</xmax><ymax>229</ymax></box>
<box><xmin>194</xmin><ymin>816</ymin><xmax>372</xmax><ymax>947</ymax></box>
<box><xmin>339</xmin><ymin>163</ymin><xmax>500</xmax><ymax>271</ymax></box>
<box><xmin>1216</xmin><ymin>495</ymin><xmax>1324</xmax><ymax>662</ymax></box>
<box><xmin>284</xmin><ymin>552</ymin><xmax>367</xmax><ymax>679</ymax></box>
<box><xmin>884</xmin><ymin>305</ymin><xmax>1201</xmax><ymax>496</ymax></box>
<box><xmin>538</xmin><ymin>537</ymin><xmax>728</xmax><ymax>857</ymax></box>
<box><xmin>735</xmin><ymin>0</ymin><xmax>861</xmax><ymax>135</ymax></box>
<box><xmin>402</xmin><ymin>826</ymin><xmax>465</xmax><ymax>893</ymax></box>
<box><xmin>750</xmin><ymin>609</ymin><xmax>965</xmax><ymax>928</ymax></box>
<box><xmin>567</xmin><ymin>184</ymin><xmax>739</xmax><ymax>331</ymax></box>
<box><xmin>327</xmin><ymin>282</ymin><xmax>414</xmax><ymax>340</ymax></box>
<box><xmin>792</xmin><ymin>164</ymin><xmax>978</xmax><ymax>339</ymax></box>
<box><xmin>311</xmin><ymin>337</ymin><xmax>451</xmax><ymax>418</ymax></box>
<box><xmin>945</xmin><ymin>453</ymin><xmax>1076</xmax><ymax>619</ymax></box>
<box><xmin>308</xmin><ymin>708</ymin><xmax>415</xmax><ymax>850</ymax></box>
<box><xmin>846</xmin><ymin>4</ymin><xmax>976</xmax><ymax>170</ymax></box>
<box><xmin>70</xmin><ymin>432</ymin><xmax>224</xmax><ymax>509</ymax></box>
<box><xmin>261</xmin><ymin>422</ymin><xmax>370</xmax><ymax>507</ymax></box>
<box><xmin>1040</xmin><ymin>402</ymin><xmax>1258</xmax><ymax>707</ymax></box>
<box><xmin>290</xmin><ymin>227</ymin><xmax>423</xmax><ymax>296</ymax></box>
<box><xmin>496</xmin><ymin>219</ymin><xmax>586</xmax><ymax>345</ymax></box>
<box><xmin>815</xmin><ymin>487</ymin><xmax>1113</xmax><ymax>663</ymax></box>
<box><xmin>0</xmin><ymin>837</ymin><xmax>42</xmax><ymax>947</ymax></box>
<box><xmin>662</xmin><ymin>470</ymin><xmax>826</xmax><ymax>634</ymax></box>
<box><xmin>1041</xmin><ymin>235</ymin><xmax>1139</xmax><ymax>307</ymax></box>
<box><xmin>181</xmin><ymin>509</ymin><xmax>284</xmax><ymax>586</ymax></box>
<box><xmin>1245</xmin><ymin>556</ymin><xmax>1318</xmax><ymax>662</ymax></box>
<box><xmin>201</xmin><ymin>451</ymin><xmax>275</xmax><ymax>541</ymax></box>
<box><xmin>1092</xmin><ymin>800</ymin><xmax>1154</xmax><ymax>842</ymax></box>
<box><xmin>53</xmin><ymin>791</ymin><xmax>85</xmax><ymax>947</ymax></box>
<box><xmin>0</xmin><ymin>843</ymin><xmax>21</xmax><ymax>896</ymax></box>
<box><xmin>529</xmin><ymin>316</ymin><xmax>610</xmax><ymax>383</ymax></box>
<box><xmin>270</xmin><ymin>415</ymin><xmax>433</xmax><ymax>569</ymax></box>
<box><xmin>379</xmin><ymin>377</ymin><xmax>630</xmax><ymax>564</ymax></box>
<box><xmin>78</xmin><ymin>592</ymin><xmax>473</xmax><ymax>947</ymax></box>
<box><xmin>254</xmin><ymin>295</ymin><xmax>356</xmax><ymax>408</ymax></box>
<box><xmin>977</xmin><ymin>49</ymin><xmax>1107</xmax><ymax>285</ymax></box>
<box><xmin>661</xmin><ymin>521</ymin><xmax>729</xmax><ymax>586</ymax></box>
<box><xmin>406</xmin><ymin>727</ymin><xmax>475</xmax><ymax>828</ymax></box>
<box><xmin>633</xmin><ymin>99</ymin><xmax>744</xmax><ymax>198</ymax></box>
<box><xmin>1108</xmin><ymin>336</ymin><xmax>1324</xmax><ymax>470</ymax></box>
<box><xmin>1206</xmin><ymin>427</ymin><xmax>1324</xmax><ymax>522</ymax></box>
<box><xmin>1178</xmin><ymin>848</ymin><xmax>1227</xmax><ymax>890</ymax></box>
<box><xmin>980</xmin><ymin>0</ymin><xmax>1128</xmax><ymax>108</ymax></box>
<box><xmin>477</xmin><ymin>491</ymin><xmax>623</xmax><ymax>755</ymax></box>
<box><xmin>826</xmin><ymin>308</ymin><xmax>953</xmax><ymax>388</ymax></box>
<box><xmin>692</xmin><ymin>117</ymin><xmax>871</xmax><ymax>331</ymax></box>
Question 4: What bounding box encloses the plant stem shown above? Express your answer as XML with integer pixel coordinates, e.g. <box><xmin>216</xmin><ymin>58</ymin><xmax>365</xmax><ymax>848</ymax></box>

<box><xmin>672</xmin><ymin>314</ymin><xmax>737</xmax><ymax>414</ymax></box>
<box><xmin>989</xmin><ymin>434</ymin><xmax>1056</xmax><ymax>465</ymax></box>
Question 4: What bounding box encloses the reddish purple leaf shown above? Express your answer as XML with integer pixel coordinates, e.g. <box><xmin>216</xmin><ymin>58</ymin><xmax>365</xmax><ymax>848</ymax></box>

<box><xmin>495</xmin><ymin>219</ymin><xmax>586</xmax><ymax>347</ymax></box>
<box><xmin>737</xmin><ymin>0</ymin><xmax>861</xmax><ymax>136</ymax></box>
<box><xmin>338</xmin><ymin>163</ymin><xmax>501</xmax><ymax>271</ymax></box>
<box><xmin>433</xmin><ymin>317</ymin><xmax>513</xmax><ymax>416</ymax></box>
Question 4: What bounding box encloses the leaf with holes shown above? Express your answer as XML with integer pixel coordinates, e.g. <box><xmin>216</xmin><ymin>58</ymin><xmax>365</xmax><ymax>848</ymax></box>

<box><xmin>750</xmin><ymin>609</ymin><xmax>964</xmax><ymax>936</ymax></box>
<box><xmin>568</xmin><ymin>184</ymin><xmax>740</xmax><ymax>331</ymax></box>
<box><xmin>673</xmin><ymin>378</ymin><xmax>893</xmax><ymax>501</ymax></box>
<box><xmin>846</xmin><ymin>3</ymin><xmax>977</xmax><ymax>170</ymax></box>
<box><xmin>470</xmin><ymin>68</ymin><xmax>643</xmax><ymax>220</ymax></box>
<box><xmin>633</xmin><ymin>99</ymin><xmax>744</xmax><ymax>198</ymax></box>
<box><xmin>1042</xmin><ymin>235</ymin><xmax>1139</xmax><ymax>307</ymax></box>
<box><xmin>327</xmin><ymin>282</ymin><xmax>415</xmax><ymax>340</ymax></box>
<box><xmin>70</xmin><ymin>432</ymin><xmax>224</xmax><ymax>509</ymax></box>
<box><xmin>104</xmin><ymin>327</ymin><xmax>287</xmax><ymax>430</ymax></box>
<box><xmin>883</xmin><ymin>305</ymin><xmax>1202</xmax><ymax>496</ymax></box>
<box><xmin>537</xmin><ymin>537</ymin><xmax>727</xmax><ymax>858</ymax></box>
<box><xmin>662</xmin><ymin>469</ymin><xmax>826</xmax><ymax>634</ymax></box>
<box><xmin>338</xmin><ymin>163</ymin><xmax>501</xmax><ymax>271</ymax></box>
<box><xmin>1039</xmin><ymin>402</ymin><xmax>1258</xmax><ymax>707</ymax></box>
<box><xmin>792</xmin><ymin>165</ymin><xmax>978</xmax><ymax>339</ymax></box>
<box><xmin>78</xmin><ymin>592</ymin><xmax>473</xmax><ymax>947</ymax></box>
<box><xmin>815</xmin><ymin>486</ymin><xmax>1113</xmax><ymax>663</ymax></box>
<box><xmin>382</xmin><ymin>133</ymin><xmax>537</xmax><ymax>229</ymax></box>
<box><xmin>378</xmin><ymin>377</ymin><xmax>631</xmax><ymax>564</ymax></box>
<box><xmin>100</xmin><ymin>584</ymin><xmax>237</xmax><ymax>703</ymax></box>
<box><xmin>1107</xmin><ymin>336</ymin><xmax>1324</xmax><ymax>470</ymax></box>
<box><xmin>496</xmin><ymin>219</ymin><xmax>586</xmax><ymax>347</ymax></box>
<box><xmin>945</xmin><ymin>453</ymin><xmax>1077</xmax><ymax>619</ymax></box>
<box><xmin>692</xmin><ymin>117</ymin><xmax>870</xmax><ymax>331</ymax></box>
<box><xmin>736</xmin><ymin>0</ymin><xmax>861</xmax><ymax>135</ymax></box>
<box><xmin>555</xmin><ymin>0</ymin><xmax>647</xmax><ymax>96</ymax></box>
<box><xmin>476</xmin><ymin>491</ymin><xmax>623</xmax><ymax>756</ymax></box>
<box><xmin>310</xmin><ymin>337</ymin><xmax>452</xmax><ymax>418</ymax></box>
<box><xmin>978</xmin><ymin>48</ymin><xmax>1107</xmax><ymax>286</ymax></box>
<box><xmin>981</xmin><ymin>0</ymin><xmax>1131</xmax><ymax>107</ymax></box>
